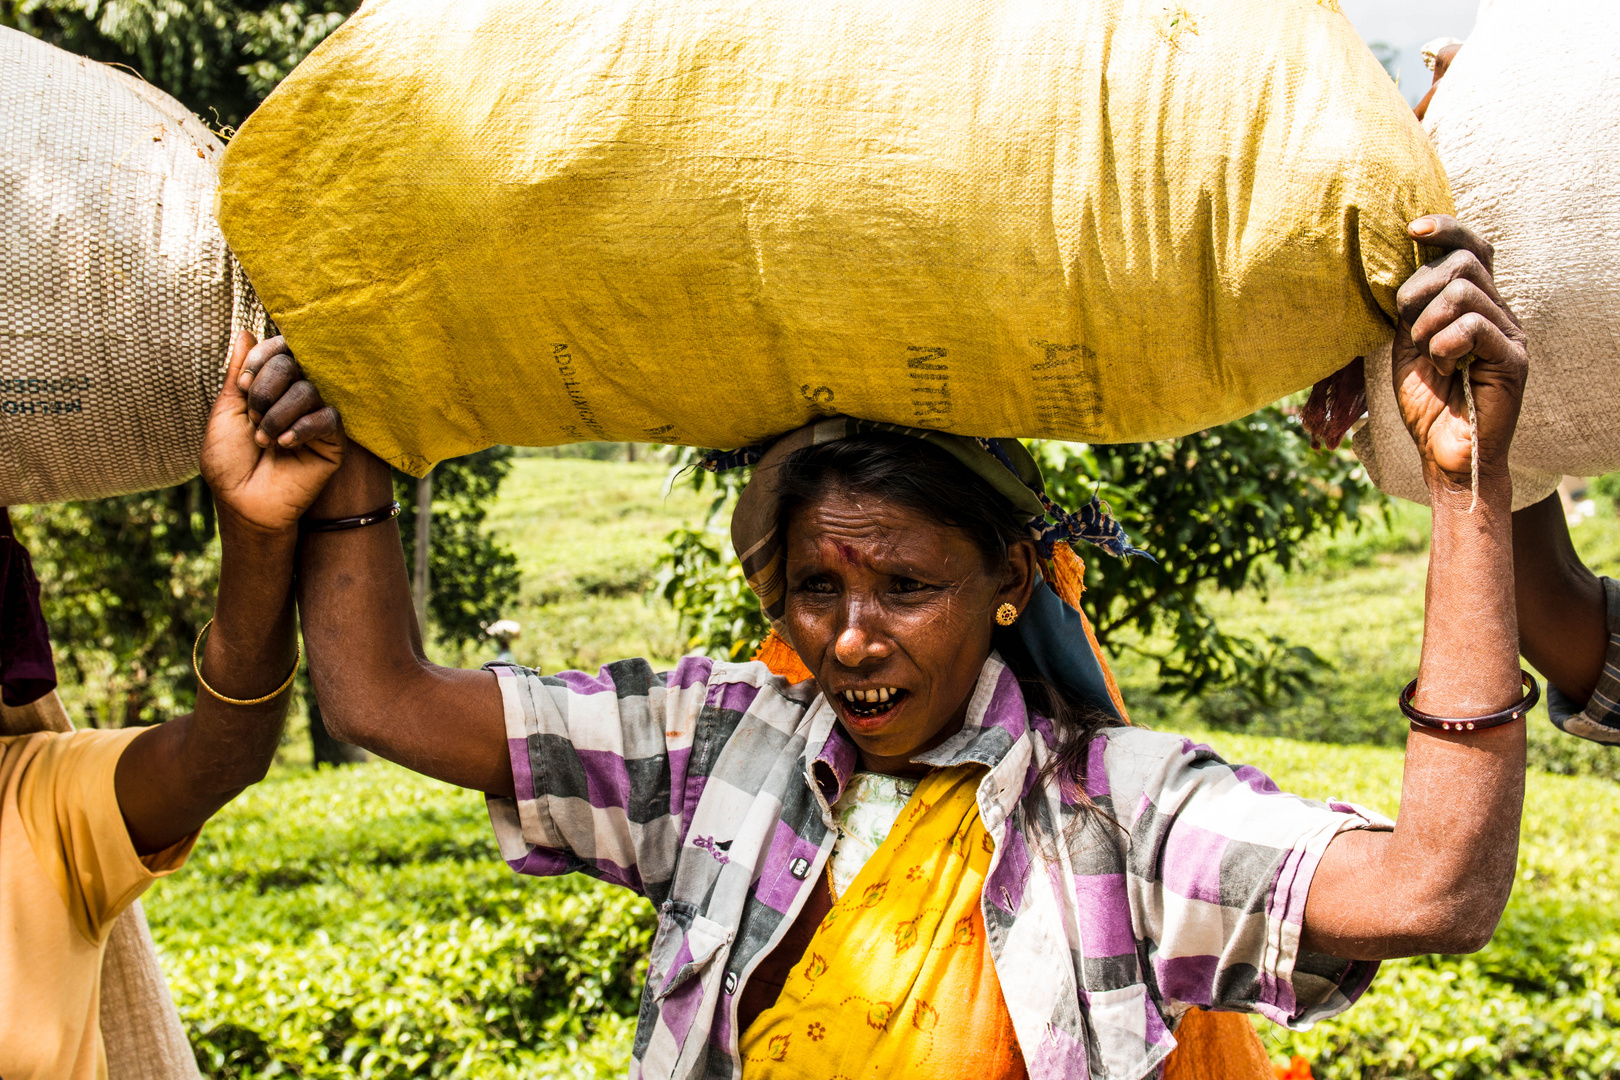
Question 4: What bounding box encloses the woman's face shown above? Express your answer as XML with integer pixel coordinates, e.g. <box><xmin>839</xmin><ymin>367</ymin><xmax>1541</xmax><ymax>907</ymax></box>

<box><xmin>781</xmin><ymin>489</ymin><xmax>1036</xmax><ymax>775</ymax></box>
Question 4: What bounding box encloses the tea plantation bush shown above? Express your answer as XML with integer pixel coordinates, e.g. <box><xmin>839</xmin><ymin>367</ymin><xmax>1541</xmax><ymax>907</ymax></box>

<box><xmin>142</xmin><ymin>731</ymin><xmax>1620</xmax><ymax>1078</ymax></box>
<box><xmin>144</xmin><ymin>764</ymin><xmax>655</xmax><ymax>1078</ymax></box>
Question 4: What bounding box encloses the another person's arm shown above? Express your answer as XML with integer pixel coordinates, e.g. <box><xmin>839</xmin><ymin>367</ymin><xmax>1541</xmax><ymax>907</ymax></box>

<box><xmin>1511</xmin><ymin>493</ymin><xmax>1610</xmax><ymax>709</ymax></box>
<box><xmin>112</xmin><ymin>333</ymin><xmax>343</xmax><ymax>854</ymax></box>
<box><xmin>1300</xmin><ymin>216</ymin><xmax>1529</xmax><ymax>958</ymax></box>
<box><xmin>1413</xmin><ymin>40</ymin><xmax>1463</xmax><ymax>122</ymax></box>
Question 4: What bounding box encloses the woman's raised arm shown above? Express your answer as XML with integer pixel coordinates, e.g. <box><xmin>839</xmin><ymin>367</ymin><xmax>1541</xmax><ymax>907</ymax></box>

<box><xmin>244</xmin><ymin>340</ymin><xmax>513</xmax><ymax>797</ymax></box>
<box><xmin>1302</xmin><ymin>217</ymin><xmax>1529</xmax><ymax>958</ymax></box>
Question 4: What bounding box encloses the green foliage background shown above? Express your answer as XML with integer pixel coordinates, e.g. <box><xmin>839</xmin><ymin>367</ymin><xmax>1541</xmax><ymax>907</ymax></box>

<box><xmin>146</xmin><ymin>704</ymin><xmax>1620</xmax><ymax>1079</ymax></box>
<box><xmin>1</xmin><ymin>0</ymin><xmax>357</xmax><ymax>128</ymax></box>
<box><xmin>150</xmin><ymin>763</ymin><xmax>654</xmax><ymax>1078</ymax></box>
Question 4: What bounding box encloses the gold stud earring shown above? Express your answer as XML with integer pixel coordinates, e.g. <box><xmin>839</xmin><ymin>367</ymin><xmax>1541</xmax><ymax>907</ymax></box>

<box><xmin>995</xmin><ymin>603</ymin><xmax>1019</xmax><ymax>626</ymax></box>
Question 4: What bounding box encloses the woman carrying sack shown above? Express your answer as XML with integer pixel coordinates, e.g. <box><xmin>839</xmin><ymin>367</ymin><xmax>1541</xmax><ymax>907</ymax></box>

<box><xmin>263</xmin><ymin>214</ymin><xmax>1531</xmax><ymax>1079</ymax></box>
<box><xmin>0</xmin><ymin>335</ymin><xmax>342</xmax><ymax>1080</ymax></box>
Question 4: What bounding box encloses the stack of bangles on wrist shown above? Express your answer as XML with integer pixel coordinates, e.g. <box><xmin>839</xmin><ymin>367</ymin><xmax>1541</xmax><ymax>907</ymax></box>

<box><xmin>1399</xmin><ymin>671</ymin><xmax>1540</xmax><ymax>733</ymax></box>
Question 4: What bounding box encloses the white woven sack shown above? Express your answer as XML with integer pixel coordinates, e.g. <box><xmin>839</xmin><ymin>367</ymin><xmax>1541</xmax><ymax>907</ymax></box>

<box><xmin>1356</xmin><ymin>0</ymin><xmax>1620</xmax><ymax>510</ymax></box>
<box><xmin>0</xmin><ymin>27</ymin><xmax>263</xmax><ymax>506</ymax></box>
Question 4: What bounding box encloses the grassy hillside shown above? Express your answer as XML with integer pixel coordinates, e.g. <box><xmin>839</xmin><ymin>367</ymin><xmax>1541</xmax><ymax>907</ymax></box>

<box><xmin>473</xmin><ymin>457</ymin><xmax>711</xmax><ymax>673</ymax></box>
<box><xmin>142</xmin><ymin>458</ymin><xmax>1620</xmax><ymax>1077</ymax></box>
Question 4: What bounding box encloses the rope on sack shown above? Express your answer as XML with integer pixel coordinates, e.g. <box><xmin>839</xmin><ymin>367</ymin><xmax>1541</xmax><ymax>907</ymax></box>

<box><xmin>1460</xmin><ymin>356</ymin><xmax>1480</xmax><ymax>513</ymax></box>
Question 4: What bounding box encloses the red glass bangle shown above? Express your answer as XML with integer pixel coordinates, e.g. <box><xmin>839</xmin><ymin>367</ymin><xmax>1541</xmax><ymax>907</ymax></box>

<box><xmin>1400</xmin><ymin>671</ymin><xmax>1540</xmax><ymax>733</ymax></box>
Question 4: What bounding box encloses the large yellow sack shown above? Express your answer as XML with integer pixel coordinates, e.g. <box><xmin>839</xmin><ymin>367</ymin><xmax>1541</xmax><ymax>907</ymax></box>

<box><xmin>218</xmin><ymin>0</ymin><xmax>1449</xmax><ymax>473</ymax></box>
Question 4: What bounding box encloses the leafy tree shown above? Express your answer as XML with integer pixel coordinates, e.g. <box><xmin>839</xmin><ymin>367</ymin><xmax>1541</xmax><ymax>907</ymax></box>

<box><xmin>1594</xmin><ymin>471</ymin><xmax>1620</xmax><ymax>514</ymax></box>
<box><xmin>11</xmin><ymin>479</ymin><xmax>218</xmax><ymax>728</ymax></box>
<box><xmin>653</xmin><ymin>449</ymin><xmax>764</xmax><ymax>662</ymax></box>
<box><xmin>1034</xmin><ymin>406</ymin><xmax>1370</xmax><ymax>708</ymax></box>
<box><xmin>653</xmin><ymin>408</ymin><xmax>1373</xmax><ymax>711</ymax></box>
<box><xmin>654</xmin><ymin>526</ymin><xmax>764</xmax><ymax>663</ymax></box>
<box><xmin>2</xmin><ymin>0</ymin><xmax>357</xmax><ymax>128</ymax></box>
<box><xmin>394</xmin><ymin>446</ymin><xmax>523</xmax><ymax>652</ymax></box>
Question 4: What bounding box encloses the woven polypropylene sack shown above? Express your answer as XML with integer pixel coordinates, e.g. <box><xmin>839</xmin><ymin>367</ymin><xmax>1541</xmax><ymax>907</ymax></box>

<box><xmin>0</xmin><ymin>27</ymin><xmax>263</xmax><ymax>506</ymax></box>
<box><xmin>1356</xmin><ymin>0</ymin><xmax>1618</xmax><ymax>509</ymax></box>
<box><xmin>219</xmin><ymin>0</ymin><xmax>1449</xmax><ymax>474</ymax></box>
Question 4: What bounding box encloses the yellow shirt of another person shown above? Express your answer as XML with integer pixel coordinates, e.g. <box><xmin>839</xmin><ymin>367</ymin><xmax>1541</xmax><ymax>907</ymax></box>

<box><xmin>0</xmin><ymin>728</ymin><xmax>196</xmax><ymax>1079</ymax></box>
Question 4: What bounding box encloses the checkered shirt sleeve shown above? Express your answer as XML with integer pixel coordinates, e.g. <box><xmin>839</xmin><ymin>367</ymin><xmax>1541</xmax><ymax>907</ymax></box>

<box><xmin>1110</xmin><ymin>731</ymin><xmax>1391</xmax><ymax>1029</ymax></box>
<box><xmin>1546</xmin><ymin>576</ymin><xmax>1620</xmax><ymax>745</ymax></box>
<box><xmin>482</xmin><ymin>656</ymin><xmax>717</xmax><ymax>900</ymax></box>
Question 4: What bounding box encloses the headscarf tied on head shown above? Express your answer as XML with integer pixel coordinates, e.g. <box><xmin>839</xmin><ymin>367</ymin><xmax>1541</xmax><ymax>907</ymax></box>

<box><xmin>704</xmin><ymin>416</ymin><xmax>1144</xmax><ymax>724</ymax></box>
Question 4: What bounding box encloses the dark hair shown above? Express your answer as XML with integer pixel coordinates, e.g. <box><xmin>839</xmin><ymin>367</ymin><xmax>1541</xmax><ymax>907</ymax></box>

<box><xmin>774</xmin><ymin>433</ymin><xmax>1119</xmax><ymax>793</ymax></box>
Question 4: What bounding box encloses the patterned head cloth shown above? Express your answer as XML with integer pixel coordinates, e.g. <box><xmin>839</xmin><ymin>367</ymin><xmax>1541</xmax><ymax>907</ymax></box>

<box><xmin>706</xmin><ymin>416</ymin><xmax>1144</xmax><ymax>722</ymax></box>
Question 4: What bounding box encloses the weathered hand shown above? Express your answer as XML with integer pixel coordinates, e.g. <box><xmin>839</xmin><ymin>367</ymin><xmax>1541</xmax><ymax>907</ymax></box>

<box><xmin>200</xmin><ymin>332</ymin><xmax>345</xmax><ymax>535</ymax></box>
<box><xmin>1392</xmin><ymin>215</ymin><xmax>1528</xmax><ymax>491</ymax></box>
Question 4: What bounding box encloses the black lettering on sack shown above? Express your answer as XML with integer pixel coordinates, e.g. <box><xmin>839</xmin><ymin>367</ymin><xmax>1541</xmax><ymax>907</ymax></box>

<box><xmin>1029</xmin><ymin>341</ymin><xmax>1100</xmax><ymax>432</ymax></box>
<box><xmin>906</xmin><ymin>346</ymin><xmax>953</xmax><ymax>429</ymax></box>
<box><xmin>3</xmin><ymin>397</ymin><xmax>85</xmax><ymax>416</ymax></box>
<box><xmin>800</xmin><ymin>385</ymin><xmax>836</xmax><ymax>411</ymax></box>
<box><xmin>551</xmin><ymin>344</ymin><xmax>608</xmax><ymax>440</ymax></box>
<box><xmin>906</xmin><ymin>347</ymin><xmax>947</xmax><ymax>371</ymax></box>
<box><xmin>0</xmin><ymin>373</ymin><xmax>92</xmax><ymax>420</ymax></box>
<box><xmin>0</xmin><ymin>374</ymin><xmax>90</xmax><ymax>395</ymax></box>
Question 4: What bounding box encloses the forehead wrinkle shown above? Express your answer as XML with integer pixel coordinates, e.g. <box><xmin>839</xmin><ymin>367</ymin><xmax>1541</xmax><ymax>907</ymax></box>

<box><xmin>787</xmin><ymin>490</ymin><xmax>982</xmax><ymax>578</ymax></box>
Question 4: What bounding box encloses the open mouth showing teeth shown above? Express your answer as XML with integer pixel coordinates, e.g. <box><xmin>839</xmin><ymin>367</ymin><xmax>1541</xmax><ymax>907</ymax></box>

<box><xmin>839</xmin><ymin>687</ymin><xmax>907</xmax><ymax>719</ymax></box>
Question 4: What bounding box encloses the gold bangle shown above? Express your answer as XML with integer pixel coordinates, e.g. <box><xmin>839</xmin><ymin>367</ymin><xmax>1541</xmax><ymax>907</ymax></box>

<box><xmin>192</xmin><ymin>618</ymin><xmax>301</xmax><ymax>706</ymax></box>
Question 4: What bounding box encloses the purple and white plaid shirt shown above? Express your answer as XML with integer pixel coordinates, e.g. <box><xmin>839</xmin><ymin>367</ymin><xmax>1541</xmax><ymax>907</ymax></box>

<box><xmin>485</xmin><ymin>653</ymin><xmax>1388</xmax><ymax>1080</ymax></box>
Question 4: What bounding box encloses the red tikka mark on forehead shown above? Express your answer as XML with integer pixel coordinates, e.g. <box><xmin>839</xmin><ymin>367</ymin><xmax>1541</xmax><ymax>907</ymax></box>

<box><xmin>810</xmin><ymin>537</ymin><xmax>871</xmax><ymax>567</ymax></box>
<box><xmin>823</xmin><ymin>540</ymin><xmax>893</xmax><ymax>573</ymax></box>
